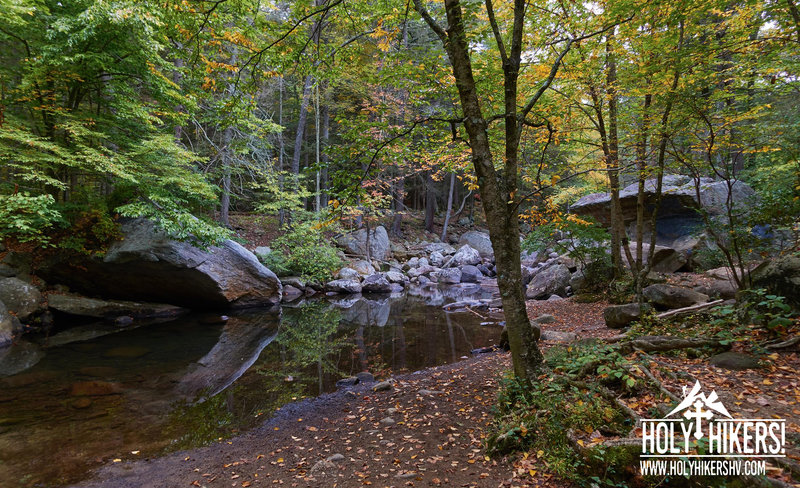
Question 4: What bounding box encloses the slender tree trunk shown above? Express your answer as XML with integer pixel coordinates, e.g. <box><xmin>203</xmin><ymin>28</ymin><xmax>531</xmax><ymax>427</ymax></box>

<box><xmin>440</xmin><ymin>171</ymin><xmax>456</xmax><ymax>241</ymax></box>
<box><xmin>291</xmin><ymin>74</ymin><xmax>313</xmax><ymax>180</ymax></box>
<box><xmin>424</xmin><ymin>172</ymin><xmax>436</xmax><ymax>233</ymax></box>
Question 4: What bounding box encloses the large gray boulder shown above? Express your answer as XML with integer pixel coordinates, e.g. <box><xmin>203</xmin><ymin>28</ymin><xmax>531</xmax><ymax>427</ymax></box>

<box><xmin>458</xmin><ymin>231</ymin><xmax>494</xmax><ymax>258</ymax></box>
<box><xmin>40</xmin><ymin>219</ymin><xmax>281</xmax><ymax>309</ymax></box>
<box><xmin>452</xmin><ymin>245</ymin><xmax>481</xmax><ymax>266</ymax></box>
<box><xmin>570</xmin><ymin>175</ymin><xmax>757</xmax><ymax>244</ymax></box>
<box><xmin>643</xmin><ymin>284</ymin><xmax>708</xmax><ymax>310</ymax></box>
<box><xmin>0</xmin><ymin>277</ymin><xmax>42</xmax><ymax>321</ymax></box>
<box><xmin>47</xmin><ymin>294</ymin><xmax>186</xmax><ymax>319</ymax></box>
<box><xmin>526</xmin><ymin>264</ymin><xmax>571</xmax><ymax>299</ymax></box>
<box><xmin>336</xmin><ymin>225</ymin><xmax>391</xmax><ymax>261</ymax></box>
<box><xmin>751</xmin><ymin>255</ymin><xmax>800</xmax><ymax>308</ymax></box>
<box><xmin>603</xmin><ymin>303</ymin><xmax>653</xmax><ymax>329</ymax></box>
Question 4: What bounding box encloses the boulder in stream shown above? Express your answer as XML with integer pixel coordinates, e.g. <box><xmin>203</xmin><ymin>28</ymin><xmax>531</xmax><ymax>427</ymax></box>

<box><xmin>40</xmin><ymin>219</ymin><xmax>282</xmax><ymax>309</ymax></box>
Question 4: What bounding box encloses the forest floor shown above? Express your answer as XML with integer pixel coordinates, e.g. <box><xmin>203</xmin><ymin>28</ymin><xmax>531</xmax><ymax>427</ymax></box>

<box><xmin>68</xmin><ymin>298</ymin><xmax>800</xmax><ymax>488</ymax></box>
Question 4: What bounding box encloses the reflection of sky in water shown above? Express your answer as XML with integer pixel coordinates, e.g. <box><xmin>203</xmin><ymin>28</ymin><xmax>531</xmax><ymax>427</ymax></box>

<box><xmin>0</xmin><ymin>287</ymin><xmax>501</xmax><ymax>487</ymax></box>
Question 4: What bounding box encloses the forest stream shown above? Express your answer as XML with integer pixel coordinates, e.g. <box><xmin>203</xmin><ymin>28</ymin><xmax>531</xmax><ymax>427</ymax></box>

<box><xmin>0</xmin><ymin>285</ymin><xmax>502</xmax><ymax>488</ymax></box>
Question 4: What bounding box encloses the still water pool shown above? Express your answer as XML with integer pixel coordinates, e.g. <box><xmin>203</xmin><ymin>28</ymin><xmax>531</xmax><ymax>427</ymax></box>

<box><xmin>0</xmin><ymin>285</ymin><xmax>502</xmax><ymax>487</ymax></box>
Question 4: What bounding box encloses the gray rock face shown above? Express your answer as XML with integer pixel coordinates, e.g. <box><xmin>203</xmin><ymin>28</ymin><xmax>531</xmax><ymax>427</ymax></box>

<box><xmin>570</xmin><ymin>175</ymin><xmax>757</xmax><ymax>244</ymax></box>
<box><xmin>710</xmin><ymin>352</ymin><xmax>760</xmax><ymax>371</ymax></box>
<box><xmin>429</xmin><ymin>251</ymin><xmax>445</xmax><ymax>267</ymax></box>
<box><xmin>437</xmin><ymin>268</ymin><xmax>462</xmax><ymax>284</ymax></box>
<box><xmin>625</xmin><ymin>243</ymin><xmax>688</xmax><ymax>273</ymax></box>
<box><xmin>458</xmin><ymin>231</ymin><xmax>494</xmax><ymax>258</ymax></box>
<box><xmin>336</xmin><ymin>225</ymin><xmax>391</xmax><ymax>261</ymax></box>
<box><xmin>603</xmin><ymin>303</ymin><xmax>653</xmax><ymax>329</ymax></box>
<box><xmin>643</xmin><ymin>284</ymin><xmax>708</xmax><ymax>310</ymax></box>
<box><xmin>1</xmin><ymin>301</ymin><xmax>23</xmax><ymax>347</ymax></box>
<box><xmin>751</xmin><ymin>256</ymin><xmax>800</xmax><ymax>308</ymax></box>
<box><xmin>362</xmin><ymin>274</ymin><xmax>392</xmax><ymax>294</ymax></box>
<box><xmin>47</xmin><ymin>294</ymin><xmax>186</xmax><ymax>319</ymax></box>
<box><xmin>0</xmin><ymin>264</ymin><xmax>16</xmax><ymax>278</ymax></box>
<box><xmin>0</xmin><ymin>277</ymin><xmax>42</xmax><ymax>321</ymax></box>
<box><xmin>40</xmin><ymin>219</ymin><xmax>281</xmax><ymax>309</ymax></box>
<box><xmin>526</xmin><ymin>264</ymin><xmax>571</xmax><ymax>299</ymax></box>
<box><xmin>452</xmin><ymin>245</ymin><xmax>481</xmax><ymax>266</ymax></box>
<box><xmin>459</xmin><ymin>265</ymin><xmax>482</xmax><ymax>283</ymax></box>
<box><xmin>325</xmin><ymin>279</ymin><xmax>363</xmax><ymax>294</ymax></box>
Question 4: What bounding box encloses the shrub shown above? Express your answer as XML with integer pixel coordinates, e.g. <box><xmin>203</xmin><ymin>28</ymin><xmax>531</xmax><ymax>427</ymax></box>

<box><xmin>262</xmin><ymin>221</ymin><xmax>342</xmax><ymax>282</ymax></box>
<box><xmin>0</xmin><ymin>192</ymin><xmax>66</xmax><ymax>244</ymax></box>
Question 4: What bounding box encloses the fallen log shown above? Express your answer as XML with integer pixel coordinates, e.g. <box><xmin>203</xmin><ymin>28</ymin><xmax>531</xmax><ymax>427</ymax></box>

<box><xmin>656</xmin><ymin>299</ymin><xmax>725</xmax><ymax>320</ymax></box>
<box><xmin>617</xmin><ymin>335</ymin><xmax>729</xmax><ymax>355</ymax></box>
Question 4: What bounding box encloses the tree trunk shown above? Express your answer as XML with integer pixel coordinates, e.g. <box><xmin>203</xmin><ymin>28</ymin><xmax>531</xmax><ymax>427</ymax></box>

<box><xmin>424</xmin><ymin>172</ymin><xmax>436</xmax><ymax>233</ymax></box>
<box><xmin>414</xmin><ymin>0</ymin><xmax>544</xmax><ymax>381</ymax></box>
<box><xmin>440</xmin><ymin>171</ymin><xmax>455</xmax><ymax>242</ymax></box>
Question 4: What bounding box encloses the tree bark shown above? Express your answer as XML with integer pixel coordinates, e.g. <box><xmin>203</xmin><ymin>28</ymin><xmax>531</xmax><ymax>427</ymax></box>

<box><xmin>414</xmin><ymin>0</ymin><xmax>544</xmax><ymax>380</ymax></box>
<box><xmin>440</xmin><ymin>171</ymin><xmax>456</xmax><ymax>241</ymax></box>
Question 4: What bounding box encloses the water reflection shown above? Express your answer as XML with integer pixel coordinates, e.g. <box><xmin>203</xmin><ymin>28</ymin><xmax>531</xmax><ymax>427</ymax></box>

<box><xmin>0</xmin><ymin>288</ymin><xmax>501</xmax><ymax>487</ymax></box>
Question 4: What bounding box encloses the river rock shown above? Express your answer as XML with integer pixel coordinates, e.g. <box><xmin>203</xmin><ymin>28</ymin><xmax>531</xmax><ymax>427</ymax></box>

<box><xmin>694</xmin><ymin>281</ymin><xmax>737</xmax><ymax>300</ymax></box>
<box><xmin>384</xmin><ymin>271</ymin><xmax>407</xmax><ymax>284</ymax></box>
<box><xmin>429</xmin><ymin>251</ymin><xmax>444</xmax><ymax>267</ymax></box>
<box><xmin>0</xmin><ymin>277</ymin><xmax>42</xmax><ymax>322</ymax></box>
<box><xmin>351</xmin><ymin>260</ymin><xmax>376</xmax><ymax>276</ymax></box>
<box><xmin>336</xmin><ymin>225</ymin><xmax>391</xmax><ymax>261</ymax></box>
<box><xmin>47</xmin><ymin>293</ymin><xmax>185</xmax><ymax>319</ymax></box>
<box><xmin>459</xmin><ymin>265</ymin><xmax>482</xmax><ymax>283</ymax></box>
<box><xmin>533</xmin><ymin>314</ymin><xmax>556</xmax><ymax>324</ymax></box>
<box><xmin>282</xmin><ymin>285</ymin><xmax>303</xmax><ymax>302</ymax></box>
<box><xmin>540</xmin><ymin>330</ymin><xmax>578</xmax><ymax>343</ymax></box>
<box><xmin>0</xmin><ymin>264</ymin><xmax>15</xmax><ymax>278</ymax></box>
<box><xmin>0</xmin><ymin>341</ymin><xmax>44</xmax><ymax>377</ymax></box>
<box><xmin>526</xmin><ymin>264</ymin><xmax>571</xmax><ymax>299</ymax></box>
<box><xmin>336</xmin><ymin>267</ymin><xmax>361</xmax><ymax>281</ymax></box>
<box><xmin>325</xmin><ymin>279</ymin><xmax>363</xmax><ymax>294</ymax></box>
<box><xmin>751</xmin><ymin>255</ymin><xmax>800</xmax><ymax>308</ymax></box>
<box><xmin>603</xmin><ymin>303</ymin><xmax>653</xmax><ymax>329</ymax></box>
<box><xmin>424</xmin><ymin>242</ymin><xmax>456</xmax><ymax>255</ymax></box>
<box><xmin>281</xmin><ymin>276</ymin><xmax>307</xmax><ymax>290</ymax></box>
<box><xmin>0</xmin><ymin>301</ymin><xmax>22</xmax><ymax>347</ymax></box>
<box><xmin>452</xmin><ymin>245</ymin><xmax>481</xmax><ymax>266</ymax></box>
<box><xmin>709</xmin><ymin>352</ymin><xmax>760</xmax><ymax>371</ymax></box>
<box><xmin>458</xmin><ymin>231</ymin><xmax>494</xmax><ymax>258</ymax></box>
<box><xmin>643</xmin><ymin>284</ymin><xmax>708</xmax><ymax>310</ymax></box>
<box><xmin>362</xmin><ymin>274</ymin><xmax>392</xmax><ymax>294</ymax></box>
<box><xmin>39</xmin><ymin>218</ymin><xmax>281</xmax><ymax>309</ymax></box>
<box><xmin>437</xmin><ymin>268</ymin><xmax>462</xmax><ymax>284</ymax></box>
